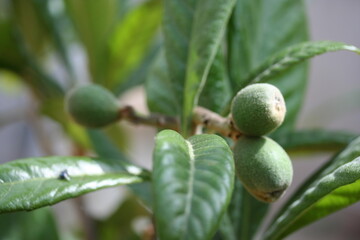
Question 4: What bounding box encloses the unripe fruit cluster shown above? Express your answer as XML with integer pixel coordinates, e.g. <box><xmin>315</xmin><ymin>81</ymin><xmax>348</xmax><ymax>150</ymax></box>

<box><xmin>231</xmin><ymin>83</ymin><xmax>293</xmax><ymax>203</ymax></box>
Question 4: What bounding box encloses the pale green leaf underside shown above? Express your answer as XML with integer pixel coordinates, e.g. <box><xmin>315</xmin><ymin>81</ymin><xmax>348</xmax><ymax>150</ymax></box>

<box><xmin>153</xmin><ymin>130</ymin><xmax>234</xmax><ymax>240</ymax></box>
<box><xmin>0</xmin><ymin>156</ymin><xmax>148</xmax><ymax>213</ymax></box>
<box><xmin>245</xmin><ymin>41</ymin><xmax>360</xmax><ymax>85</ymax></box>
<box><xmin>265</xmin><ymin>136</ymin><xmax>360</xmax><ymax>240</ymax></box>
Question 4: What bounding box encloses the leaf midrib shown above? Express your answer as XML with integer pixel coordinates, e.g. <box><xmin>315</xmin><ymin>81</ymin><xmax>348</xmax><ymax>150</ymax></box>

<box><xmin>183</xmin><ymin>140</ymin><xmax>196</xmax><ymax>238</ymax></box>
<box><xmin>0</xmin><ymin>171</ymin><xmax>135</xmax><ymax>186</ymax></box>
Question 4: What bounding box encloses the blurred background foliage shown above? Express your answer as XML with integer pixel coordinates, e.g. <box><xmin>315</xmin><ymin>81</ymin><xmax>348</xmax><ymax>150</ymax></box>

<box><xmin>0</xmin><ymin>0</ymin><xmax>161</xmax><ymax>239</ymax></box>
<box><xmin>0</xmin><ymin>0</ymin><xmax>162</xmax><ymax>148</ymax></box>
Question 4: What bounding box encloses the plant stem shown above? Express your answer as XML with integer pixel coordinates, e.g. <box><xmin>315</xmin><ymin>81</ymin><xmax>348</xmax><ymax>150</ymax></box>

<box><xmin>119</xmin><ymin>105</ymin><xmax>242</xmax><ymax>140</ymax></box>
<box><xmin>193</xmin><ymin>106</ymin><xmax>242</xmax><ymax>140</ymax></box>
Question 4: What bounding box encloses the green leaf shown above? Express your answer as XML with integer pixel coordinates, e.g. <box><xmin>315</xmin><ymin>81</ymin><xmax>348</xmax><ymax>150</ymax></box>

<box><xmin>153</xmin><ymin>130</ymin><xmax>235</xmax><ymax>240</ymax></box>
<box><xmin>145</xmin><ymin>49</ymin><xmax>180</xmax><ymax>116</ymax></box>
<box><xmin>245</xmin><ymin>41</ymin><xmax>360</xmax><ymax>85</ymax></box>
<box><xmin>11</xmin><ymin>0</ymin><xmax>50</xmax><ymax>55</ymax></box>
<box><xmin>216</xmin><ymin>211</ymin><xmax>237</xmax><ymax>240</ymax></box>
<box><xmin>0</xmin><ymin>21</ymin><xmax>25</xmax><ymax>72</ymax></box>
<box><xmin>32</xmin><ymin>0</ymin><xmax>76</xmax><ymax>84</ymax></box>
<box><xmin>64</xmin><ymin>0</ymin><xmax>119</xmax><ymax>83</ymax></box>
<box><xmin>227</xmin><ymin>0</ymin><xmax>309</xmax><ymax>132</ymax></box>
<box><xmin>273</xmin><ymin>129</ymin><xmax>357</xmax><ymax>153</ymax></box>
<box><xmin>199</xmin><ymin>49</ymin><xmax>232</xmax><ymax>115</ymax></box>
<box><xmin>106</xmin><ymin>0</ymin><xmax>162</xmax><ymax>89</ymax></box>
<box><xmin>264</xmin><ymin>136</ymin><xmax>360</xmax><ymax>240</ymax></box>
<box><xmin>115</xmin><ymin>43</ymin><xmax>160</xmax><ymax>95</ymax></box>
<box><xmin>228</xmin><ymin>179</ymin><xmax>268</xmax><ymax>240</ymax></box>
<box><xmin>0</xmin><ymin>208</ymin><xmax>60</xmax><ymax>240</ymax></box>
<box><xmin>163</xmin><ymin>0</ymin><xmax>236</xmax><ymax>135</ymax></box>
<box><xmin>12</xmin><ymin>26</ymin><xmax>65</xmax><ymax>98</ymax></box>
<box><xmin>0</xmin><ymin>156</ymin><xmax>148</xmax><ymax>213</ymax></box>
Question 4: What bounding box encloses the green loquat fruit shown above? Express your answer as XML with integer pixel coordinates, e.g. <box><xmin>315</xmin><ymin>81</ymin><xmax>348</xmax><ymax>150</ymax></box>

<box><xmin>231</xmin><ymin>83</ymin><xmax>286</xmax><ymax>136</ymax></box>
<box><xmin>233</xmin><ymin>136</ymin><xmax>293</xmax><ymax>203</ymax></box>
<box><xmin>66</xmin><ymin>84</ymin><xmax>120</xmax><ymax>128</ymax></box>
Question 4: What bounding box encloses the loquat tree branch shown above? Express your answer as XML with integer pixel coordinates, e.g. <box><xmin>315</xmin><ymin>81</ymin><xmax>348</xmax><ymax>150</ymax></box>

<box><xmin>119</xmin><ymin>105</ymin><xmax>242</xmax><ymax>140</ymax></box>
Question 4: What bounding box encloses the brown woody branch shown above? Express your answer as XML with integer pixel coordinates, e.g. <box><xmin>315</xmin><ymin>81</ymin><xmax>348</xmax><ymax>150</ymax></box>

<box><xmin>119</xmin><ymin>105</ymin><xmax>242</xmax><ymax>140</ymax></box>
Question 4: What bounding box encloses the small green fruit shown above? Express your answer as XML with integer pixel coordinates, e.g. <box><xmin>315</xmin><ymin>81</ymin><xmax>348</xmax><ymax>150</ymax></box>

<box><xmin>231</xmin><ymin>83</ymin><xmax>286</xmax><ymax>136</ymax></box>
<box><xmin>66</xmin><ymin>84</ymin><xmax>119</xmax><ymax>128</ymax></box>
<box><xmin>234</xmin><ymin>136</ymin><xmax>293</xmax><ymax>202</ymax></box>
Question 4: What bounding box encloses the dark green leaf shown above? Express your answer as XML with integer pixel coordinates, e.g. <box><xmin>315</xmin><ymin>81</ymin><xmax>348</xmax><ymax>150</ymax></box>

<box><xmin>145</xmin><ymin>49</ymin><xmax>179</xmax><ymax>116</ymax></box>
<box><xmin>153</xmin><ymin>130</ymin><xmax>235</xmax><ymax>240</ymax></box>
<box><xmin>265</xmin><ymin>136</ymin><xmax>360</xmax><ymax>240</ymax></box>
<box><xmin>245</xmin><ymin>41</ymin><xmax>360</xmax><ymax>85</ymax></box>
<box><xmin>12</xmin><ymin>26</ymin><xmax>64</xmax><ymax>98</ymax></box>
<box><xmin>0</xmin><ymin>156</ymin><xmax>148</xmax><ymax>213</ymax></box>
<box><xmin>163</xmin><ymin>0</ymin><xmax>235</xmax><ymax>135</ymax></box>
<box><xmin>273</xmin><ymin>129</ymin><xmax>357</xmax><ymax>153</ymax></box>
<box><xmin>199</xmin><ymin>49</ymin><xmax>232</xmax><ymax>115</ymax></box>
<box><xmin>228</xmin><ymin>179</ymin><xmax>268</xmax><ymax>240</ymax></box>
<box><xmin>0</xmin><ymin>21</ymin><xmax>25</xmax><ymax>72</ymax></box>
<box><xmin>217</xmin><ymin>212</ymin><xmax>237</xmax><ymax>240</ymax></box>
<box><xmin>0</xmin><ymin>208</ymin><xmax>60</xmax><ymax>240</ymax></box>
<box><xmin>227</xmin><ymin>0</ymin><xmax>309</xmax><ymax>132</ymax></box>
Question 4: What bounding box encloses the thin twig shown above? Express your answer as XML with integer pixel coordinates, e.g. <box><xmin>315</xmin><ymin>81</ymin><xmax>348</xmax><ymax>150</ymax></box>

<box><xmin>118</xmin><ymin>105</ymin><xmax>242</xmax><ymax>140</ymax></box>
<box><xmin>119</xmin><ymin>106</ymin><xmax>179</xmax><ymax>131</ymax></box>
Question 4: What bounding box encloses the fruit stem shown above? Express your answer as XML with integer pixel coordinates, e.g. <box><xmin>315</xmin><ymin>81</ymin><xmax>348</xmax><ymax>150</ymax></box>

<box><xmin>119</xmin><ymin>106</ymin><xmax>180</xmax><ymax>131</ymax></box>
<box><xmin>118</xmin><ymin>106</ymin><xmax>242</xmax><ymax>140</ymax></box>
<box><xmin>193</xmin><ymin>106</ymin><xmax>242</xmax><ymax>140</ymax></box>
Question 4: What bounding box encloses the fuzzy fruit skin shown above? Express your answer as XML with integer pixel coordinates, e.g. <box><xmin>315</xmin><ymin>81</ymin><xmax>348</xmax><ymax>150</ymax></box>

<box><xmin>234</xmin><ymin>136</ymin><xmax>293</xmax><ymax>203</ymax></box>
<box><xmin>231</xmin><ymin>83</ymin><xmax>286</xmax><ymax>136</ymax></box>
<box><xmin>66</xmin><ymin>84</ymin><xmax>119</xmax><ymax>128</ymax></box>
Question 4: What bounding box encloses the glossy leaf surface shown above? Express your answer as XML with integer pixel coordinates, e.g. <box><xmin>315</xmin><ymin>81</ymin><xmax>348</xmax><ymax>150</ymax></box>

<box><xmin>265</xmin><ymin>137</ymin><xmax>360</xmax><ymax>240</ymax></box>
<box><xmin>153</xmin><ymin>130</ymin><xmax>234</xmax><ymax>240</ymax></box>
<box><xmin>0</xmin><ymin>156</ymin><xmax>148</xmax><ymax>213</ymax></box>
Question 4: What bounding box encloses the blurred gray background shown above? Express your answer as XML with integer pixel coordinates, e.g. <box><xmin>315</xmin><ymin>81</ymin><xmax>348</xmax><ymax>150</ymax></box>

<box><xmin>0</xmin><ymin>0</ymin><xmax>359</xmax><ymax>239</ymax></box>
